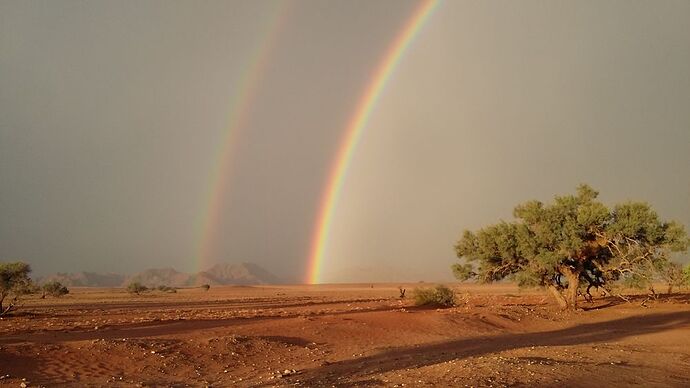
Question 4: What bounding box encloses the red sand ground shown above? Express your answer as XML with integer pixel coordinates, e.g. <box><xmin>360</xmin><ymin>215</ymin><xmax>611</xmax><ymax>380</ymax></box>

<box><xmin>1</xmin><ymin>284</ymin><xmax>689</xmax><ymax>387</ymax></box>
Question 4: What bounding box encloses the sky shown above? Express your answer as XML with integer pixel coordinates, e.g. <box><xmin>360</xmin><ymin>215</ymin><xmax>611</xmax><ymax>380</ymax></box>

<box><xmin>1</xmin><ymin>0</ymin><xmax>689</xmax><ymax>282</ymax></box>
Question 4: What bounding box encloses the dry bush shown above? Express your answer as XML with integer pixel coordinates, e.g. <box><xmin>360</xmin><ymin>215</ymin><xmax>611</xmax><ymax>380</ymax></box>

<box><xmin>413</xmin><ymin>285</ymin><xmax>456</xmax><ymax>307</ymax></box>
<box><xmin>127</xmin><ymin>281</ymin><xmax>148</xmax><ymax>295</ymax></box>
<box><xmin>42</xmin><ymin>280</ymin><xmax>69</xmax><ymax>298</ymax></box>
<box><xmin>156</xmin><ymin>285</ymin><xmax>177</xmax><ymax>293</ymax></box>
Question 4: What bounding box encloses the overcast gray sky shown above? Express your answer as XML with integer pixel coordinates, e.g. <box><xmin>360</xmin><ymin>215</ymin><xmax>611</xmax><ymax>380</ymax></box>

<box><xmin>1</xmin><ymin>0</ymin><xmax>689</xmax><ymax>281</ymax></box>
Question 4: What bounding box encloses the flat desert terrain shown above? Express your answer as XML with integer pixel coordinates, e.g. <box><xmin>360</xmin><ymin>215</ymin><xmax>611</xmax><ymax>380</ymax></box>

<box><xmin>1</xmin><ymin>284</ymin><xmax>689</xmax><ymax>387</ymax></box>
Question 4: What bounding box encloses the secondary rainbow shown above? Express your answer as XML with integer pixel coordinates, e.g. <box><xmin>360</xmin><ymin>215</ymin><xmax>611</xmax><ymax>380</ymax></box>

<box><xmin>196</xmin><ymin>3</ymin><xmax>290</xmax><ymax>272</ymax></box>
<box><xmin>306</xmin><ymin>0</ymin><xmax>440</xmax><ymax>284</ymax></box>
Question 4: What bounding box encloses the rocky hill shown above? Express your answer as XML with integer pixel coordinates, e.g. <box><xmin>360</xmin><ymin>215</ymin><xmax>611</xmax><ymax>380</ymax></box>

<box><xmin>37</xmin><ymin>262</ymin><xmax>282</xmax><ymax>287</ymax></box>
<box><xmin>192</xmin><ymin>262</ymin><xmax>282</xmax><ymax>286</ymax></box>
<box><xmin>125</xmin><ymin>267</ymin><xmax>191</xmax><ymax>287</ymax></box>
<box><xmin>36</xmin><ymin>272</ymin><xmax>126</xmax><ymax>287</ymax></box>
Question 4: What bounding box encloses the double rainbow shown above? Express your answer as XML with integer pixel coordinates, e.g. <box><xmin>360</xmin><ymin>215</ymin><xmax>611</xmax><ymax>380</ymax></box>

<box><xmin>306</xmin><ymin>0</ymin><xmax>440</xmax><ymax>284</ymax></box>
<box><xmin>196</xmin><ymin>3</ymin><xmax>290</xmax><ymax>272</ymax></box>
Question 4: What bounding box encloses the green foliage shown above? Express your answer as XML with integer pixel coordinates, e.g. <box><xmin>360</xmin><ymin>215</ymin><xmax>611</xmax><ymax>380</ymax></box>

<box><xmin>42</xmin><ymin>281</ymin><xmax>69</xmax><ymax>298</ymax></box>
<box><xmin>684</xmin><ymin>264</ymin><xmax>690</xmax><ymax>285</ymax></box>
<box><xmin>651</xmin><ymin>261</ymin><xmax>687</xmax><ymax>294</ymax></box>
<box><xmin>127</xmin><ymin>281</ymin><xmax>148</xmax><ymax>295</ymax></box>
<box><xmin>620</xmin><ymin>272</ymin><xmax>648</xmax><ymax>290</ymax></box>
<box><xmin>413</xmin><ymin>285</ymin><xmax>456</xmax><ymax>307</ymax></box>
<box><xmin>454</xmin><ymin>185</ymin><xmax>689</xmax><ymax>309</ymax></box>
<box><xmin>451</xmin><ymin>263</ymin><xmax>476</xmax><ymax>281</ymax></box>
<box><xmin>0</xmin><ymin>261</ymin><xmax>33</xmax><ymax>316</ymax></box>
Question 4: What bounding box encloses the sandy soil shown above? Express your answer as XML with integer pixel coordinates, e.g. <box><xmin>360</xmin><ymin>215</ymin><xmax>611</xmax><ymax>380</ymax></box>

<box><xmin>1</xmin><ymin>284</ymin><xmax>689</xmax><ymax>387</ymax></box>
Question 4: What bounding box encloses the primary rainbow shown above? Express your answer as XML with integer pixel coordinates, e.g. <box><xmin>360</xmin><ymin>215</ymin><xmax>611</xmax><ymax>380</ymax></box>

<box><xmin>306</xmin><ymin>0</ymin><xmax>440</xmax><ymax>284</ymax></box>
<box><xmin>196</xmin><ymin>3</ymin><xmax>290</xmax><ymax>272</ymax></box>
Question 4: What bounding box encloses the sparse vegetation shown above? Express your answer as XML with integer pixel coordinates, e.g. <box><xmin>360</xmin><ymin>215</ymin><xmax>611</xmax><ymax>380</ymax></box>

<box><xmin>0</xmin><ymin>261</ymin><xmax>33</xmax><ymax>316</ymax></box>
<box><xmin>127</xmin><ymin>281</ymin><xmax>148</xmax><ymax>295</ymax></box>
<box><xmin>201</xmin><ymin>284</ymin><xmax>210</xmax><ymax>291</ymax></box>
<box><xmin>412</xmin><ymin>285</ymin><xmax>456</xmax><ymax>307</ymax></box>
<box><xmin>657</xmin><ymin>262</ymin><xmax>686</xmax><ymax>295</ymax></box>
<box><xmin>454</xmin><ymin>185</ymin><xmax>689</xmax><ymax>310</ymax></box>
<box><xmin>156</xmin><ymin>285</ymin><xmax>177</xmax><ymax>293</ymax></box>
<box><xmin>42</xmin><ymin>280</ymin><xmax>69</xmax><ymax>298</ymax></box>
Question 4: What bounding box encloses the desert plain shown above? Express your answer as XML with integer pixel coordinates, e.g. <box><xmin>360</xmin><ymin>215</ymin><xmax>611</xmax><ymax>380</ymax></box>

<box><xmin>1</xmin><ymin>284</ymin><xmax>689</xmax><ymax>387</ymax></box>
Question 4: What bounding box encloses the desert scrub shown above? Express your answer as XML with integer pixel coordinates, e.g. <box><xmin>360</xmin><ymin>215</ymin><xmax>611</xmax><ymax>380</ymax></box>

<box><xmin>42</xmin><ymin>280</ymin><xmax>69</xmax><ymax>297</ymax></box>
<box><xmin>156</xmin><ymin>285</ymin><xmax>177</xmax><ymax>293</ymax></box>
<box><xmin>413</xmin><ymin>285</ymin><xmax>456</xmax><ymax>307</ymax></box>
<box><xmin>127</xmin><ymin>281</ymin><xmax>148</xmax><ymax>295</ymax></box>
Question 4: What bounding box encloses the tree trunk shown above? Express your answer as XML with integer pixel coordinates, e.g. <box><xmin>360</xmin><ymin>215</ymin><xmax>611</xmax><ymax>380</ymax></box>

<box><xmin>566</xmin><ymin>274</ymin><xmax>579</xmax><ymax>308</ymax></box>
<box><xmin>562</xmin><ymin>267</ymin><xmax>580</xmax><ymax>309</ymax></box>
<box><xmin>547</xmin><ymin>285</ymin><xmax>568</xmax><ymax>310</ymax></box>
<box><xmin>0</xmin><ymin>300</ymin><xmax>8</xmax><ymax>316</ymax></box>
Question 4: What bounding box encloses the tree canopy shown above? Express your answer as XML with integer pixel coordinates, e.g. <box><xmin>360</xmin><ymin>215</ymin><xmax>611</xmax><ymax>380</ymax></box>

<box><xmin>453</xmin><ymin>185</ymin><xmax>689</xmax><ymax>309</ymax></box>
<box><xmin>0</xmin><ymin>261</ymin><xmax>33</xmax><ymax>315</ymax></box>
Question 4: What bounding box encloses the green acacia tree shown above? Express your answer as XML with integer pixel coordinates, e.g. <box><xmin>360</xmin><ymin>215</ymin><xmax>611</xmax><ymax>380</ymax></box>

<box><xmin>453</xmin><ymin>185</ymin><xmax>689</xmax><ymax>310</ymax></box>
<box><xmin>0</xmin><ymin>262</ymin><xmax>33</xmax><ymax>316</ymax></box>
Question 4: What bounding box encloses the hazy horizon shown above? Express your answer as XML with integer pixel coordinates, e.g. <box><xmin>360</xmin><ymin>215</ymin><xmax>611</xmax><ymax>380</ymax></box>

<box><xmin>2</xmin><ymin>0</ymin><xmax>689</xmax><ymax>281</ymax></box>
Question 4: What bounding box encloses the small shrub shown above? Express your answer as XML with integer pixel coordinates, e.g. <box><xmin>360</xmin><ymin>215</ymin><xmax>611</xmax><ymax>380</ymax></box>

<box><xmin>413</xmin><ymin>285</ymin><xmax>456</xmax><ymax>307</ymax></box>
<box><xmin>200</xmin><ymin>284</ymin><xmax>210</xmax><ymax>291</ymax></box>
<box><xmin>156</xmin><ymin>285</ymin><xmax>177</xmax><ymax>293</ymax></box>
<box><xmin>127</xmin><ymin>281</ymin><xmax>148</xmax><ymax>295</ymax></box>
<box><xmin>42</xmin><ymin>281</ymin><xmax>69</xmax><ymax>298</ymax></box>
<box><xmin>660</xmin><ymin>262</ymin><xmax>686</xmax><ymax>294</ymax></box>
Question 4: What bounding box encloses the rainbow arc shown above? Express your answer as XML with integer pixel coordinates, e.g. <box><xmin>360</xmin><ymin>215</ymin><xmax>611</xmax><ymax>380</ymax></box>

<box><xmin>306</xmin><ymin>0</ymin><xmax>440</xmax><ymax>284</ymax></box>
<box><xmin>196</xmin><ymin>3</ymin><xmax>290</xmax><ymax>272</ymax></box>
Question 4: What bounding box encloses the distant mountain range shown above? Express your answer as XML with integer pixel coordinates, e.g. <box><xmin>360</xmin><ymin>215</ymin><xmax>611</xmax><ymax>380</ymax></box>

<box><xmin>35</xmin><ymin>262</ymin><xmax>283</xmax><ymax>287</ymax></box>
<box><xmin>35</xmin><ymin>271</ymin><xmax>126</xmax><ymax>287</ymax></box>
